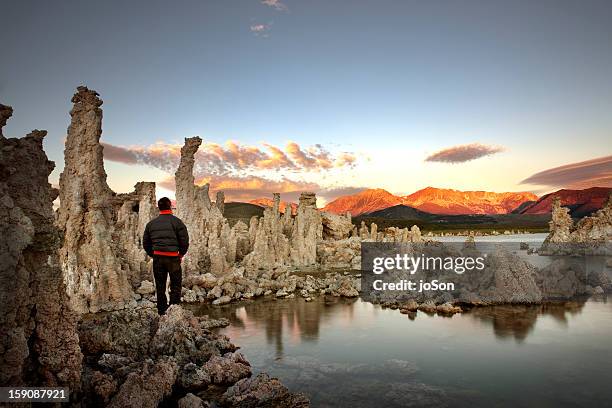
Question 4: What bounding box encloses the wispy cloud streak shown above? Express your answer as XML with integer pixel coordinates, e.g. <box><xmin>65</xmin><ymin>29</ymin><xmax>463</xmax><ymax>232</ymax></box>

<box><xmin>425</xmin><ymin>143</ymin><xmax>504</xmax><ymax>163</ymax></box>
<box><xmin>261</xmin><ymin>0</ymin><xmax>287</xmax><ymax>11</ymax></box>
<box><xmin>521</xmin><ymin>155</ymin><xmax>612</xmax><ymax>189</ymax></box>
<box><xmin>250</xmin><ymin>23</ymin><xmax>271</xmax><ymax>37</ymax></box>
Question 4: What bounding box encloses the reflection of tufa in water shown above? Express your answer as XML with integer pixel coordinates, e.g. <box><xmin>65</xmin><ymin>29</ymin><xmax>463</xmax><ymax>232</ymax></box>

<box><xmin>466</xmin><ymin>300</ymin><xmax>587</xmax><ymax>342</ymax></box>
<box><xmin>191</xmin><ymin>296</ymin><xmax>359</xmax><ymax>359</ymax></box>
<box><xmin>192</xmin><ymin>295</ymin><xmax>612</xmax><ymax>407</ymax></box>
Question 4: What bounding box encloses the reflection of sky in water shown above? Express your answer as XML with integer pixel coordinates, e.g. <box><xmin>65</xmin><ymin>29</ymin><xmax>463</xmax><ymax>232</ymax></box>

<box><xmin>194</xmin><ymin>295</ymin><xmax>612</xmax><ymax>407</ymax></box>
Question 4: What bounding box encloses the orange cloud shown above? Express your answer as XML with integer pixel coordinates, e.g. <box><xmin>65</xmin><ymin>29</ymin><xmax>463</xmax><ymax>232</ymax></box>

<box><xmin>103</xmin><ymin>139</ymin><xmax>360</xmax><ymax>203</ymax></box>
<box><xmin>284</xmin><ymin>141</ymin><xmax>345</xmax><ymax>170</ymax></box>
<box><xmin>335</xmin><ymin>152</ymin><xmax>357</xmax><ymax>167</ymax></box>
<box><xmin>260</xmin><ymin>143</ymin><xmax>294</xmax><ymax>169</ymax></box>
<box><xmin>103</xmin><ymin>140</ymin><xmax>356</xmax><ymax>175</ymax></box>
<box><xmin>158</xmin><ymin>174</ymin><xmax>319</xmax><ymax>202</ymax></box>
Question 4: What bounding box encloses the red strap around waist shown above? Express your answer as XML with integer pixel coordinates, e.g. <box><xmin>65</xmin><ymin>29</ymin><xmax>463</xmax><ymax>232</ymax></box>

<box><xmin>153</xmin><ymin>250</ymin><xmax>180</xmax><ymax>257</ymax></box>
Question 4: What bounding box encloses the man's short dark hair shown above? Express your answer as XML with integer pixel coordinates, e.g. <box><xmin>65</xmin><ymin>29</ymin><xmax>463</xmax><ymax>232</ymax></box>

<box><xmin>158</xmin><ymin>197</ymin><xmax>172</xmax><ymax>211</ymax></box>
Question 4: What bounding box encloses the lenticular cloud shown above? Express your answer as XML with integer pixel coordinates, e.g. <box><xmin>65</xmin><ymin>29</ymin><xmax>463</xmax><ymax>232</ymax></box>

<box><xmin>425</xmin><ymin>143</ymin><xmax>504</xmax><ymax>163</ymax></box>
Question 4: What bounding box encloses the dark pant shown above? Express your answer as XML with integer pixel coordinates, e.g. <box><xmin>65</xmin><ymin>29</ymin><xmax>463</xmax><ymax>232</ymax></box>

<box><xmin>153</xmin><ymin>256</ymin><xmax>182</xmax><ymax>315</ymax></box>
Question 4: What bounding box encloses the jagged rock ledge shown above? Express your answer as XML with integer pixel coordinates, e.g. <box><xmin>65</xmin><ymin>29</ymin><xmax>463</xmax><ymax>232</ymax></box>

<box><xmin>79</xmin><ymin>305</ymin><xmax>309</xmax><ymax>407</ymax></box>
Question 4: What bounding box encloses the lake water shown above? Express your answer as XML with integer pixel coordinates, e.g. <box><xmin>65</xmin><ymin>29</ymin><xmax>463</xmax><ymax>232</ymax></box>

<box><xmin>191</xmin><ymin>233</ymin><xmax>612</xmax><ymax>407</ymax></box>
<box><xmin>193</xmin><ymin>295</ymin><xmax>612</xmax><ymax>407</ymax></box>
<box><xmin>436</xmin><ymin>232</ymin><xmax>549</xmax><ymax>243</ymax></box>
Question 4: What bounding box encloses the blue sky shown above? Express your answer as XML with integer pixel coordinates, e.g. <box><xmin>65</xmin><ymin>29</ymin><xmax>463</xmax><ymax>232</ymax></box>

<box><xmin>1</xmin><ymin>0</ymin><xmax>611</xmax><ymax>202</ymax></box>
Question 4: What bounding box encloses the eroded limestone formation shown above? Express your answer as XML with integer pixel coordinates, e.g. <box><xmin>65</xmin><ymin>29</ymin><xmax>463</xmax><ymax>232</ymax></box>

<box><xmin>543</xmin><ymin>197</ymin><xmax>573</xmax><ymax>244</ymax></box>
<box><xmin>317</xmin><ymin>237</ymin><xmax>362</xmax><ymax>270</ymax></box>
<box><xmin>0</xmin><ymin>103</ymin><xmax>13</xmax><ymax>138</ymax></box>
<box><xmin>216</xmin><ymin>191</ymin><xmax>225</xmax><ymax>215</ymax></box>
<box><xmin>222</xmin><ymin>373</ymin><xmax>310</xmax><ymax>407</ymax></box>
<box><xmin>243</xmin><ymin>195</ymin><xmax>291</xmax><ymax>274</ymax></box>
<box><xmin>321</xmin><ymin>211</ymin><xmax>353</xmax><ymax>240</ymax></box>
<box><xmin>353</xmin><ymin>222</ymin><xmax>423</xmax><ymax>244</ymax></box>
<box><xmin>232</xmin><ymin>220</ymin><xmax>252</xmax><ymax>263</ymax></box>
<box><xmin>0</xmin><ymin>112</ymin><xmax>82</xmax><ymax>388</ymax></box>
<box><xmin>290</xmin><ymin>193</ymin><xmax>322</xmax><ymax>266</ymax></box>
<box><xmin>114</xmin><ymin>182</ymin><xmax>157</xmax><ymax>287</ymax></box>
<box><xmin>243</xmin><ymin>192</ymin><xmax>328</xmax><ymax>273</ymax></box>
<box><xmin>175</xmin><ymin>137</ymin><xmax>246</xmax><ymax>276</ymax></box>
<box><xmin>57</xmin><ymin>87</ymin><xmax>154</xmax><ymax>313</ymax></box>
<box><xmin>570</xmin><ymin>193</ymin><xmax>612</xmax><ymax>242</ymax></box>
<box><xmin>175</xmin><ymin>137</ymin><xmax>208</xmax><ymax>272</ymax></box>
<box><xmin>541</xmin><ymin>194</ymin><xmax>612</xmax><ymax>255</ymax></box>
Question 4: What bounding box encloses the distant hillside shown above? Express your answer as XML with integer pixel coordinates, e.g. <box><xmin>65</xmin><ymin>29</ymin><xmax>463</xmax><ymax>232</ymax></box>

<box><xmin>321</xmin><ymin>188</ymin><xmax>403</xmax><ymax>216</ymax></box>
<box><xmin>355</xmin><ymin>202</ymin><xmax>549</xmax><ymax>232</ymax></box>
<box><xmin>365</xmin><ymin>204</ymin><xmax>436</xmax><ymax>220</ymax></box>
<box><xmin>224</xmin><ymin>202</ymin><xmax>264</xmax><ymax>220</ymax></box>
<box><xmin>249</xmin><ymin>198</ymin><xmax>297</xmax><ymax>214</ymax></box>
<box><xmin>403</xmin><ymin>187</ymin><xmax>538</xmax><ymax>215</ymax></box>
<box><xmin>510</xmin><ymin>200</ymin><xmax>536</xmax><ymax>214</ymax></box>
<box><xmin>517</xmin><ymin>187</ymin><xmax>611</xmax><ymax>217</ymax></box>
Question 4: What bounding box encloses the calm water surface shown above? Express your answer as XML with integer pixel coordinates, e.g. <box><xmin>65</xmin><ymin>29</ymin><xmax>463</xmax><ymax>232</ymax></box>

<box><xmin>193</xmin><ymin>294</ymin><xmax>612</xmax><ymax>407</ymax></box>
<box><xmin>437</xmin><ymin>232</ymin><xmax>549</xmax><ymax>243</ymax></box>
<box><xmin>191</xmin><ymin>234</ymin><xmax>611</xmax><ymax>407</ymax></box>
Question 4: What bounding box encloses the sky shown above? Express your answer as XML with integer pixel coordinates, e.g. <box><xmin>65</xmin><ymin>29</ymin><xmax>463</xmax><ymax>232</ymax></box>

<box><xmin>1</xmin><ymin>0</ymin><xmax>611</xmax><ymax>205</ymax></box>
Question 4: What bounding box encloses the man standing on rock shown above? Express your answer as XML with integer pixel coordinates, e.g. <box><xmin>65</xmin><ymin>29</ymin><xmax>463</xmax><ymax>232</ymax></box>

<box><xmin>143</xmin><ymin>197</ymin><xmax>189</xmax><ymax>315</ymax></box>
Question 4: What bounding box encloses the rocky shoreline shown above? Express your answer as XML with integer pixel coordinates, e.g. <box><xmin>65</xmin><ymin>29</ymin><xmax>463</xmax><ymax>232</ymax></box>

<box><xmin>79</xmin><ymin>305</ymin><xmax>309</xmax><ymax>407</ymax></box>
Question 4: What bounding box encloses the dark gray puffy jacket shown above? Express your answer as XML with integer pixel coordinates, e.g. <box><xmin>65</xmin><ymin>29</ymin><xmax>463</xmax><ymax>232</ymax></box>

<box><xmin>143</xmin><ymin>214</ymin><xmax>189</xmax><ymax>256</ymax></box>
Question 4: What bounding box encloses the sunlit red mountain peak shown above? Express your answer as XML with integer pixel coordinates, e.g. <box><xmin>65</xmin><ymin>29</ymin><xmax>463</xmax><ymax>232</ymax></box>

<box><xmin>517</xmin><ymin>187</ymin><xmax>611</xmax><ymax>217</ymax></box>
<box><xmin>321</xmin><ymin>188</ymin><xmax>404</xmax><ymax>216</ymax></box>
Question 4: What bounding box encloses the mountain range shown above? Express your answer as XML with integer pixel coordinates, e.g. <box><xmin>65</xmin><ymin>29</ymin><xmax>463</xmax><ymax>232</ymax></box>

<box><xmin>403</xmin><ymin>187</ymin><xmax>538</xmax><ymax>215</ymax></box>
<box><xmin>244</xmin><ymin>187</ymin><xmax>610</xmax><ymax>219</ymax></box>
<box><xmin>321</xmin><ymin>187</ymin><xmax>538</xmax><ymax>216</ymax></box>
<box><xmin>320</xmin><ymin>186</ymin><xmax>610</xmax><ymax>217</ymax></box>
